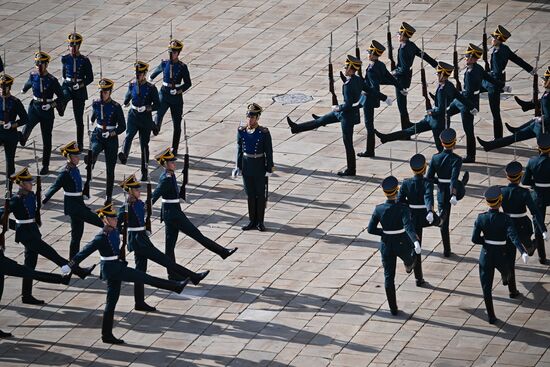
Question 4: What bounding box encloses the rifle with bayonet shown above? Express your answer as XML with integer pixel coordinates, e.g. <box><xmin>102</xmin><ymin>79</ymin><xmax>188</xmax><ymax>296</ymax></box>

<box><xmin>355</xmin><ymin>17</ymin><xmax>362</xmax><ymax>78</ymax></box>
<box><xmin>533</xmin><ymin>41</ymin><xmax>541</xmax><ymax>118</ymax></box>
<box><xmin>73</xmin><ymin>19</ymin><xmax>77</xmax><ymax>85</ymax></box>
<box><xmin>135</xmin><ymin>33</ymin><xmax>139</xmax><ymax>97</ymax></box>
<box><xmin>0</xmin><ymin>179</ymin><xmax>10</xmax><ymax>252</ymax></box>
<box><xmin>420</xmin><ymin>38</ymin><xmax>432</xmax><ymax>111</ymax></box>
<box><xmin>453</xmin><ymin>21</ymin><xmax>462</xmax><ymax>91</ymax></box>
<box><xmin>82</xmin><ymin>114</ymin><xmax>93</xmax><ymax>200</ymax></box>
<box><xmin>145</xmin><ymin>170</ymin><xmax>152</xmax><ymax>233</ymax></box>
<box><xmin>179</xmin><ymin>119</ymin><xmax>189</xmax><ymax>201</ymax></box>
<box><xmin>121</xmin><ymin>176</ymin><xmax>128</xmax><ymax>260</ymax></box>
<box><xmin>482</xmin><ymin>4</ymin><xmax>490</xmax><ymax>72</ymax></box>
<box><xmin>33</xmin><ymin>141</ymin><xmax>42</xmax><ymax>226</ymax></box>
<box><xmin>387</xmin><ymin>2</ymin><xmax>396</xmax><ymax>71</ymax></box>
<box><xmin>328</xmin><ymin>33</ymin><xmax>339</xmax><ymax>106</ymax></box>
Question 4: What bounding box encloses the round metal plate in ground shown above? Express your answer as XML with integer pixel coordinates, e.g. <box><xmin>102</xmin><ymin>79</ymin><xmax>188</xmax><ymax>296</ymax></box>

<box><xmin>273</xmin><ymin>93</ymin><xmax>313</xmax><ymax>105</ymax></box>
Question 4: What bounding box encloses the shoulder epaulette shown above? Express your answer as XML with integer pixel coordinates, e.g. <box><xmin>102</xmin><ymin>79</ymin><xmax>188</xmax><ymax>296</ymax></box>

<box><xmin>259</xmin><ymin>126</ymin><xmax>269</xmax><ymax>133</ymax></box>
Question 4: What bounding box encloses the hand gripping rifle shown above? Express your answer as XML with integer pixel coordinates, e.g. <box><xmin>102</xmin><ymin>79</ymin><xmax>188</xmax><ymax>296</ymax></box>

<box><xmin>82</xmin><ymin>113</ymin><xmax>93</xmax><ymax>200</ymax></box>
<box><xmin>482</xmin><ymin>4</ymin><xmax>490</xmax><ymax>72</ymax></box>
<box><xmin>121</xmin><ymin>176</ymin><xmax>128</xmax><ymax>260</ymax></box>
<box><xmin>387</xmin><ymin>2</ymin><xmax>396</xmax><ymax>71</ymax></box>
<box><xmin>0</xmin><ymin>179</ymin><xmax>10</xmax><ymax>252</ymax></box>
<box><xmin>179</xmin><ymin>119</ymin><xmax>189</xmax><ymax>200</ymax></box>
<box><xmin>355</xmin><ymin>17</ymin><xmax>362</xmax><ymax>79</ymax></box>
<box><xmin>328</xmin><ymin>32</ymin><xmax>339</xmax><ymax>106</ymax></box>
<box><xmin>33</xmin><ymin>141</ymin><xmax>42</xmax><ymax>226</ymax></box>
<box><xmin>420</xmin><ymin>38</ymin><xmax>432</xmax><ymax>111</ymax></box>
<box><xmin>145</xmin><ymin>172</ymin><xmax>152</xmax><ymax>233</ymax></box>
<box><xmin>453</xmin><ymin>21</ymin><xmax>462</xmax><ymax>91</ymax></box>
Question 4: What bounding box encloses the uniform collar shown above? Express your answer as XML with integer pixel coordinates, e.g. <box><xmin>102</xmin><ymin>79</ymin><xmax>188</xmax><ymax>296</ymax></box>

<box><xmin>508</xmin><ymin>182</ymin><xmax>519</xmax><ymax>187</ymax></box>
<box><xmin>385</xmin><ymin>199</ymin><xmax>397</xmax><ymax>203</ymax></box>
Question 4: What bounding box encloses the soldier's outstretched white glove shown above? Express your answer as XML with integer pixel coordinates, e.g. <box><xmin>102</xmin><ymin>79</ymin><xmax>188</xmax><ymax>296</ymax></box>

<box><xmin>426</xmin><ymin>211</ymin><xmax>434</xmax><ymax>224</ymax></box>
<box><xmin>231</xmin><ymin>167</ymin><xmax>241</xmax><ymax>177</ymax></box>
<box><xmin>101</xmin><ymin>131</ymin><xmax>110</xmax><ymax>138</ymax></box>
<box><xmin>470</xmin><ymin>108</ymin><xmax>478</xmax><ymax>116</ymax></box>
<box><xmin>72</xmin><ymin>83</ymin><xmax>80</xmax><ymax>91</ymax></box>
<box><xmin>146</xmin><ymin>230</ymin><xmax>152</xmax><ymax>237</ymax></box>
<box><xmin>41</xmin><ymin>104</ymin><xmax>51</xmax><ymax>111</ymax></box>
<box><xmin>137</xmin><ymin>106</ymin><xmax>146</xmax><ymax>113</ymax></box>
<box><xmin>385</xmin><ymin>97</ymin><xmax>393</xmax><ymax>106</ymax></box>
<box><xmin>147</xmin><ymin>77</ymin><xmax>153</xmax><ymax>83</ymax></box>
<box><xmin>503</xmin><ymin>85</ymin><xmax>512</xmax><ymax>93</ymax></box>
<box><xmin>332</xmin><ymin>105</ymin><xmax>340</xmax><ymax>112</ymax></box>
<box><xmin>61</xmin><ymin>265</ymin><xmax>71</xmax><ymax>275</ymax></box>
<box><xmin>450</xmin><ymin>195</ymin><xmax>458</xmax><ymax>206</ymax></box>
<box><xmin>522</xmin><ymin>252</ymin><xmax>529</xmax><ymax>264</ymax></box>
<box><xmin>170</xmin><ymin>89</ymin><xmax>177</xmax><ymax>95</ymax></box>
<box><xmin>414</xmin><ymin>241</ymin><xmax>421</xmax><ymax>254</ymax></box>
<box><xmin>20</xmin><ymin>89</ymin><xmax>26</xmax><ymax>95</ymax></box>
<box><xmin>543</xmin><ymin>231</ymin><xmax>548</xmax><ymax>241</ymax></box>
<box><xmin>3</xmin><ymin>122</ymin><xmax>11</xmax><ymax>130</ymax></box>
<box><xmin>400</xmin><ymin>89</ymin><xmax>408</xmax><ymax>96</ymax></box>
<box><xmin>265</xmin><ymin>172</ymin><xmax>273</xmax><ymax>177</ymax></box>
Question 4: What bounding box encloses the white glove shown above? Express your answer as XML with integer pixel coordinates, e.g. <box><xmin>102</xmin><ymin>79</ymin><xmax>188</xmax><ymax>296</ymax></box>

<box><xmin>543</xmin><ymin>231</ymin><xmax>548</xmax><ymax>241</ymax></box>
<box><xmin>137</xmin><ymin>106</ymin><xmax>146</xmax><ymax>113</ymax></box>
<box><xmin>530</xmin><ymin>69</ymin><xmax>537</xmax><ymax>76</ymax></box>
<box><xmin>231</xmin><ymin>167</ymin><xmax>241</xmax><ymax>177</ymax></box>
<box><xmin>124</xmin><ymin>103</ymin><xmax>130</xmax><ymax>108</ymax></box>
<box><xmin>450</xmin><ymin>195</ymin><xmax>458</xmax><ymax>206</ymax></box>
<box><xmin>503</xmin><ymin>85</ymin><xmax>512</xmax><ymax>93</ymax></box>
<box><xmin>522</xmin><ymin>252</ymin><xmax>529</xmax><ymax>264</ymax></box>
<box><xmin>146</xmin><ymin>230</ymin><xmax>152</xmax><ymax>237</ymax></box>
<box><xmin>426</xmin><ymin>211</ymin><xmax>434</xmax><ymax>224</ymax></box>
<box><xmin>101</xmin><ymin>131</ymin><xmax>110</xmax><ymax>139</ymax></box>
<box><xmin>72</xmin><ymin>83</ymin><xmax>80</xmax><ymax>90</ymax></box>
<box><xmin>331</xmin><ymin>105</ymin><xmax>340</xmax><ymax>112</ymax></box>
<box><xmin>385</xmin><ymin>97</ymin><xmax>393</xmax><ymax>106</ymax></box>
<box><xmin>20</xmin><ymin>89</ymin><xmax>26</xmax><ymax>94</ymax></box>
<box><xmin>535</xmin><ymin>116</ymin><xmax>543</xmax><ymax>123</ymax></box>
<box><xmin>147</xmin><ymin>77</ymin><xmax>153</xmax><ymax>83</ymax></box>
<box><xmin>470</xmin><ymin>108</ymin><xmax>479</xmax><ymax>116</ymax></box>
<box><xmin>170</xmin><ymin>89</ymin><xmax>177</xmax><ymax>95</ymax></box>
<box><xmin>361</xmin><ymin>90</ymin><xmax>368</xmax><ymax>96</ymax></box>
<box><xmin>414</xmin><ymin>241</ymin><xmax>421</xmax><ymax>254</ymax></box>
<box><xmin>265</xmin><ymin>172</ymin><xmax>273</xmax><ymax>177</ymax></box>
<box><xmin>400</xmin><ymin>89</ymin><xmax>408</xmax><ymax>96</ymax></box>
<box><xmin>3</xmin><ymin>122</ymin><xmax>11</xmax><ymax>130</ymax></box>
<box><xmin>41</xmin><ymin>104</ymin><xmax>51</xmax><ymax>111</ymax></box>
<box><xmin>61</xmin><ymin>265</ymin><xmax>71</xmax><ymax>275</ymax></box>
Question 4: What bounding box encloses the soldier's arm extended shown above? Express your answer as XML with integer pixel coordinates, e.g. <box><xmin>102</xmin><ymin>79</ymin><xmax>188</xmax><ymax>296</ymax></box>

<box><xmin>264</xmin><ymin>129</ymin><xmax>274</xmax><ymax>173</ymax></box>
<box><xmin>526</xmin><ymin>191</ymin><xmax>547</xmax><ymax>234</ymax></box>
<box><xmin>150</xmin><ymin>86</ymin><xmax>160</xmax><ymax>112</ymax></box>
<box><xmin>151</xmin><ymin>177</ymin><xmax>167</xmax><ymax>204</ymax></box>
<box><xmin>123</xmin><ymin>84</ymin><xmax>132</xmax><ymax>106</ymax></box>
<box><xmin>61</xmin><ymin>56</ymin><xmax>67</xmax><ymax>79</ymax></box>
<box><xmin>397</xmin><ymin>183</ymin><xmax>407</xmax><ymax>204</ymax></box>
<box><xmin>114</xmin><ymin>103</ymin><xmax>126</xmax><ymax>135</ymax></box>
<box><xmin>482</xmin><ymin>69</ymin><xmax>504</xmax><ymax>90</ymax></box>
<box><xmin>21</xmin><ymin>74</ymin><xmax>32</xmax><ymax>93</ymax></box>
<box><xmin>426</xmin><ymin>157</ymin><xmax>436</xmax><ymax>180</ymax></box>
<box><xmin>508</xmin><ymin>50</ymin><xmax>534</xmax><ymax>74</ymax></box>
<box><xmin>414</xmin><ymin>43</ymin><xmax>438</xmax><ymax>68</ymax></box>
<box><xmin>83</xmin><ymin>57</ymin><xmax>94</xmax><ymax>86</ymax></box>
<box><xmin>179</xmin><ymin>63</ymin><xmax>192</xmax><ymax>93</ymax></box>
<box><xmin>505</xmin><ymin>215</ymin><xmax>526</xmax><ymax>254</ymax></box>
<box><xmin>449</xmin><ymin>156</ymin><xmax>462</xmax><ymax>194</ymax></box>
<box><xmin>452</xmin><ymin>84</ymin><xmax>475</xmax><ymax>111</ymax></box>
<box><xmin>236</xmin><ymin>130</ymin><xmax>243</xmax><ymax>171</ymax></box>
<box><xmin>116</xmin><ymin>207</ymin><xmax>125</xmax><ymax>233</ymax></box>
<box><xmin>42</xmin><ymin>171</ymin><xmax>65</xmax><ymax>203</ymax></box>
<box><xmin>148</xmin><ymin>62</ymin><xmax>163</xmax><ymax>81</ymax></box>
<box><xmin>338</xmin><ymin>80</ymin><xmax>356</xmax><ymax>112</ymax></box>
<box><xmin>53</xmin><ymin>78</ymin><xmax>64</xmax><ymax>99</ymax></box>
<box><xmin>381</xmin><ymin>65</ymin><xmax>400</xmax><ymax>87</ymax></box>
<box><xmin>521</xmin><ymin>159</ymin><xmax>535</xmax><ymax>186</ymax></box>
<box><xmin>424</xmin><ymin>180</ymin><xmax>435</xmax><ymax>211</ymax></box>
<box><xmin>402</xmin><ymin>205</ymin><xmax>417</xmax><ymax>243</ymax></box>
<box><xmin>71</xmin><ymin>236</ymin><xmax>100</xmax><ymax>265</ymax></box>
<box><xmin>90</xmin><ymin>104</ymin><xmax>97</xmax><ymax>122</ymax></box>
<box><xmin>471</xmin><ymin>216</ymin><xmax>484</xmax><ymax>244</ymax></box>
<box><xmin>367</xmin><ymin>208</ymin><xmax>383</xmax><ymax>236</ymax></box>
<box><xmin>14</xmin><ymin>98</ymin><xmax>28</xmax><ymax>127</ymax></box>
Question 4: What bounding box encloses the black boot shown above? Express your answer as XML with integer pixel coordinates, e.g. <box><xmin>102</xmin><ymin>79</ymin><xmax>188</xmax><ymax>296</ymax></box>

<box><xmin>514</xmin><ymin>96</ymin><xmax>535</xmax><ymax>112</ymax></box>
<box><xmin>375</xmin><ymin>129</ymin><xmax>408</xmax><ymax>144</ymax></box>
<box><xmin>461</xmin><ymin>171</ymin><xmax>469</xmax><ymax>187</ymax></box>
<box><xmin>102</xmin><ymin>313</ymin><xmax>124</xmax><ymax>344</ymax></box>
<box><xmin>0</xmin><ymin>330</ymin><xmax>13</xmax><ymax>338</ymax></box>
<box><xmin>311</xmin><ymin>113</ymin><xmax>321</xmax><ymax>120</ymax></box>
<box><xmin>484</xmin><ymin>296</ymin><xmax>498</xmax><ymax>324</ymax></box>
<box><xmin>507</xmin><ymin>267</ymin><xmax>520</xmax><ymax>298</ymax></box>
<box><xmin>134</xmin><ymin>283</ymin><xmax>157</xmax><ymax>312</ymax></box>
<box><xmin>414</xmin><ymin>254</ymin><xmax>425</xmax><ymax>286</ymax></box>
<box><xmin>22</xmin><ymin>278</ymin><xmax>44</xmax><ymax>305</ymax></box>
<box><xmin>505</xmin><ymin>122</ymin><xmax>531</xmax><ymax>134</ymax></box>
<box><xmin>463</xmin><ymin>134</ymin><xmax>476</xmax><ymax>163</ymax></box>
<box><xmin>357</xmin><ymin>134</ymin><xmax>375</xmax><ymax>157</ymax></box>
<box><xmin>118</xmin><ymin>151</ymin><xmax>127</xmax><ymax>165</ymax></box>
<box><xmin>286</xmin><ymin>117</ymin><xmax>320</xmax><ymax>134</ymax></box>
<box><xmin>404</xmin><ymin>255</ymin><xmax>417</xmax><ymax>274</ymax></box>
<box><xmin>400</xmin><ymin>114</ymin><xmax>412</xmax><ymax>130</ymax></box>
<box><xmin>536</xmin><ymin>236</ymin><xmax>547</xmax><ymax>264</ymax></box>
<box><xmin>221</xmin><ymin>247</ymin><xmax>238</xmax><ymax>260</ymax></box>
<box><xmin>256</xmin><ymin>198</ymin><xmax>266</xmax><ymax>232</ymax></box>
<box><xmin>242</xmin><ymin>197</ymin><xmax>257</xmax><ymax>230</ymax></box>
<box><xmin>441</xmin><ymin>227</ymin><xmax>451</xmax><ymax>257</ymax></box>
<box><xmin>385</xmin><ymin>285</ymin><xmax>398</xmax><ymax>315</ymax></box>
<box><xmin>172</xmin><ymin>129</ymin><xmax>181</xmax><ymax>156</ymax></box>
<box><xmin>71</xmin><ymin>264</ymin><xmax>96</xmax><ymax>280</ymax></box>
<box><xmin>191</xmin><ymin>270</ymin><xmax>210</xmax><ymax>285</ymax></box>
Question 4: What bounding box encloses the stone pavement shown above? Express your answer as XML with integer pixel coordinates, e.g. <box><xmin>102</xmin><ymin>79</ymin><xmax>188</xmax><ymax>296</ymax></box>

<box><xmin>0</xmin><ymin>0</ymin><xmax>550</xmax><ymax>365</ymax></box>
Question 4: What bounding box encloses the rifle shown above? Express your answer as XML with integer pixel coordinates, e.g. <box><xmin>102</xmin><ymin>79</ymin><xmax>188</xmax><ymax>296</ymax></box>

<box><xmin>135</xmin><ymin>33</ymin><xmax>139</xmax><ymax>97</ymax></box>
<box><xmin>420</xmin><ymin>38</ymin><xmax>432</xmax><ymax>111</ymax></box>
<box><xmin>33</xmin><ymin>141</ymin><xmax>42</xmax><ymax>226</ymax></box>
<box><xmin>328</xmin><ymin>32</ymin><xmax>339</xmax><ymax>106</ymax></box>
<box><xmin>482</xmin><ymin>4</ymin><xmax>490</xmax><ymax>72</ymax></box>
<box><xmin>355</xmin><ymin>17</ymin><xmax>362</xmax><ymax>78</ymax></box>
<box><xmin>169</xmin><ymin>20</ymin><xmax>173</xmax><ymax>85</ymax></box>
<box><xmin>73</xmin><ymin>19</ymin><xmax>77</xmax><ymax>85</ymax></box>
<box><xmin>99</xmin><ymin>58</ymin><xmax>106</xmax><ymax>132</ymax></box>
<box><xmin>179</xmin><ymin>119</ymin><xmax>189</xmax><ymax>200</ymax></box>
<box><xmin>2</xmin><ymin>50</ymin><xmax>6</xmax><ymax>131</ymax></box>
<box><xmin>82</xmin><ymin>113</ymin><xmax>92</xmax><ymax>200</ymax></box>
<box><xmin>387</xmin><ymin>2</ymin><xmax>396</xmax><ymax>71</ymax></box>
<box><xmin>0</xmin><ymin>180</ymin><xmax>10</xmax><ymax>252</ymax></box>
<box><xmin>120</xmin><ymin>180</ymin><xmax>128</xmax><ymax>260</ymax></box>
<box><xmin>145</xmin><ymin>173</ymin><xmax>152</xmax><ymax>233</ymax></box>
<box><xmin>38</xmin><ymin>32</ymin><xmax>45</xmax><ymax>104</ymax></box>
<box><xmin>453</xmin><ymin>21</ymin><xmax>462</xmax><ymax>91</ymax></box>
<box><xmin>533</xmin><ymin>41</ymin><xmax>541</xmax><ymax>118</ymax></box>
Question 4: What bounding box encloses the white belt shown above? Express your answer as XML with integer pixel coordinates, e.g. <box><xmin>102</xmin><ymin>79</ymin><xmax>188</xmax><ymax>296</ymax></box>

<box><xmin>485</xmin><ymin>240</ymin><xmax>506</xmax><ymax>246</ymax></box>
<box><xmin>535</xmin><ymin>182</ymin><xmax>550</xmax><ymax>187</ymax></box>
<box><xmin>64</xmin><ymin>192</ymin><xmax>82</xmax><ymax>196</ymax></box>
<box><xmin>33</xmin><ymin>97</ymin><xmax>54</xmax><ymax>102</ymax></box>
<box><xmin>471</xmin><ymin>90</ymin><xmax>480</xmax><ymax>95</ymax></box>
<box><xmin>162</xmin><ymin>82</ymin><xmax>184</xmax><ymax>88</ymax></box>
<box><xmin>130</xmin><ymin>103</ymin><xmax>148</xmax><ymax>111</ymax></box>
<box><xmin>409</xmin><ymin>204</ymin><xmax>426</xmax><ymax>209</ymax></box>
<box><xmin>96</xmin><ymin>124</ymin><xmax>116</xmax><ymax>130</ymax></box>
<box><xmin>64</xmin><ymin>77</ymin><xmax>83</xmax><ymax>82</ymax></box>
<box><xmin>100</xmin><ymin>255</ymin><xmax>118</xmax><ymax>261</ymax></box>
<box><xmin>383</xmin><ymin>229</ymin><xmax>405</xmax><ymax>235</ymax></box>
<box><xmin>506</xmin><ymin>212</ymin><xmax>527</xmax><ymax>218</ymax></box>
<box><xmin>128</xmin><ymin>226</ymin><xmax>146</xmax><ymax>232</ymax></box>
<box><xmin>438</xmin><ymin>178</ymin><xmax>451</xmax><ymax>183</ymax></box>
<box><xmin>243</xmin><ymin>153</ymin><xmax>264</xmax><ymax>158</ymax></box>
<box><xmin>162</xmin><ymin>199</ymin><xmax>180</xmax><ymax>203</ymax></box>
<box><xmin>15</xmin><ymin>218</ymin><xmax>35</xmax><ymax>224</ymax></box>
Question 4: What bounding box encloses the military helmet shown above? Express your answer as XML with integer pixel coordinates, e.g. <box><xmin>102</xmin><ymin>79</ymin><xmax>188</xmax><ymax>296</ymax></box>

<box><xmin>10</xmin><ymin>167</ymin><xmax>33</xmax><ymax>184</ymax></box>
<box><xmin>465</xmin><ymin>43</ymin><xmax>483</xmax><ymax>59</ymax></box>
<box><xmin>484</xmin><ymin>186</ymin><xmax>503</xmax><ymax>208</ymax></box>
<box><xmin>67</xmin><ymin>32</ymin><xmax>83</xmax><ymax>46</ymax></box>
<box><xmin>168</xmin><ymin>39</ymin><xmax>184</xmax><ymax>52</ymax></box>
<box><xmin>436</xmin><ymin>61</ymin><xmax>454</xmax><ymax>76</ymax></box>
<box><xmin>410</xmin><ymin>153</ymin><xmax>426</xmax><ymax>174</ymax></box>
<box><xmin>60</xmin><ymin>141</ymin><xmax>81</xmax><ymax>157</ymax></box>
<box><xmin>98</xmin><ymin>78</ymin><xmax>114</xmax><ymax>90</ymax></box>
<box><xmin>367</xmin><ymin>40</ymin><xmax>386</xmax><ymax>56</ymax></box>
<box><xmin>399</xmin><ymin>22</ymin><xmax>416</xmax><ymax>38</ymax></box>
<box><xmin>246</xmin><ymin>103</ymin><xmax>263</xmax><ymax>117</ymax></box>
<box><xmin>97</xmin><ymin>203</ymin><xmax>117</xmax><ymax>218</ymax></box>
<box><xmin>155</xmin><ymin>147</ymin><xmax>177</xmax><ymax>165</ymax></box>
<box><xmin>505</xmin><ymin>161</ymin><xmax>523</xmax><ymax>182</ymax></box>
<box><xmin>382</xmin><ymin>176</ymin><xmax>399</xmax><ymax>197</ymax></box>
<box><xmin>120</xmin><ymin>174</ymin><xmax>141</xmax><ymax>191</ymax></box>
<box><xmin>440</xmin><ymin>128</ymin><xmax>457</xmax><ymax>148</ymax></box>
<box><xmin>544</xmin><ymin>66</ymin><xmax>550</xmax><ymax>80</ymax></box>
<box><xmin>0</xmin><ymin>74</ymin><xmax>14</xmax><ymax>88</ymax></box>
<box><xmin>34</xmin><ymin>51</ymin><xmax>51</xmax><ymax>65</ymax></box>
<box><xmin>134</xmin><ymin>61</ymin><xmax>149</xmax><ymax>73</ymax></box>
<box><xmin>345</xmin><ymin>55</ymin><xmax>362</xmax><ymax>71</ymax></box>
<box><xmin>537</xmin><ymin>133</ymin><xmax>550</xmax><ymax>153</ymax></box>
<box><xmin>491</xmin><ymin>25</ymin><xmax>511</xmax><ymax>42</ymax></box>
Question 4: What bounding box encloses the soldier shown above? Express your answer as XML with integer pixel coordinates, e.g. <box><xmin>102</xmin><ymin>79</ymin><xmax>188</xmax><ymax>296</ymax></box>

<box><xmin>483</xmin><ymin>25</ymin><xmax>534</xmax><ymax>139</ymax></box>
<box><xmin>42</xmin><ymin>142</ymin><xmax>103</xmax><ymax>258</ymax></box>
<box><xmin>367</xmin><ymin>176</ymin><xmax>420</xmax><ymax>315</ymax></box>
<box><xmin>501</xmin><ymin>161</ymin><xmax>547</xmax><ymax>297</ymax></box>
<box><xmin>375</xmin><ymin>62</ymin><xmax>477</xmax><ymax>152</ymax></box>
<box><xmin>19</xmin><ymin>50</ymin><xmax>65</xmax><ymax>175</ymax></box>
<box><xmin>522</xmin><ymin>134</ymin><xmax>550</xmax><ymax>264</ymax></box>
<box><xmin>357</xmin><ymin>40</ymin><xmax>402</xmax><ymax>158</ymax></box>
<box><xmin>392</xmin><ymin>22</ymin><xmax>438</xmax><ymax>129</ymax></box>
<box><xmin>61</xmin><ymin>31</ymin><xmax>94</xmax><ymax>149</ymax></box>
<box><xmin>426</xmin><ymin>128</ymin><xmax>469</xmax><ymax>257</ymax></box>
<box><xmin>9</xmin><ymin>167</ymin><xmax>93</xmax><ymax>305</ymax></box>
<box><xmin>149</xmin><ymin>39</ymin><xmax>192</xmax><ymax>155</ymax></box>
<box><xmin>286</xmin><ymin>55</ymin><xmax>365</xmax><ymax>176</ymax></box>
<box><xmin>87</xmin><ymin>77</ymin><xmax>126</xmax><ymax>204</ymax></box>
<box><xmin>447</xmin><ymin>44</ymin><xmax>503</xmax><ymax>162</ymax></box>
<box><xmin>0</xmin><ymin>74</ymin><xmax>28</xmax><ymax>178</ymax></box>
<box><xmin>478</xmin><ymin>66</ymin><xmax>550</xmax><ymax>151</ymax></box>
<box><xmin>118</xmin><ymin>61</ymin><xmax>160</xmax><ymax>181</ymax></box>
<box><xmin>472</xmin><ymin>186</ymin><xmax>528</xmax><ymax>324</ymax></box>
<box><xmin>118</xmin><ymin>175</ymin><xmax>209</xmax><ymax>312</ymax></box>
<box><xmin>398</xmin><ymin>153</ymin><xmax>440</xmax><ymax>286</ymax></box>
<box><xmin>68</xmin><ymin>203</ymin><xmax>189</xmax><ymax>344</ymax></box>
<box><xmin>152</xmin><ymin>148</ymin><xmax>237</xmax><ymax>276</ymax></box>
<box><xmin>233</xmin><ymin>103</ymin><xmax>274</xmax><ymax>231</ymax></box>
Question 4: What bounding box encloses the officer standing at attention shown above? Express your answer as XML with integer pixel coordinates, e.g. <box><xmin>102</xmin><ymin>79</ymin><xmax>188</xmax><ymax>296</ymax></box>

<box><xmin>87</xmin><ymin>77</ymin><xmax>126</xmax><ymax>204</ymax></box>
<box><xmin>118</xmin><ymin>175</ymin><xmax>209</xmax><ymax>312</ymax></box>
<box><xmin>483</xmin><ymin>25</ymin><xmax>534</xmax><ymax>139</ymax></box>
<box><xmin>500</xmin><ymin>161</ymin><xmax>547</xmax><ymax>297</ymax></box>
<box><xmin>0</xmin><ymin>74</ymin><xmax>28</xmax><ymax>178</ymax></box>
<box><xmin>149</xmin><ymin>38</ymin><xmax>191</xmax><ymax>155</ymax></box>
<box><xmin>472</xmin><ymin>186</ymin><xmax>528</xmax><ymax>324</ymax></box>
<box><xmin>398</xmin><ymin>153</ymin><xmax>440</xmax><ymax>286</ymax></box>
<box><xmin>68</xmin><ymin>203</ymin><xmax>189</xmax><ymax>344</ymax></box>
<box><xmin>522</xmin><ymin>134</ymin><xmax>550</xmax><ymax>264</ymax></box>
<box><xmin>234</xmin><ymin>103</ymin><xmax>274</xmax><ymax>231</ymax></box>
<box><xmin>42</xmin><ymin>142</ymin><xmax>103</xmax><ymax>258</ymax></box>
<box><xmin>368</xmin><ymin>176</ymin><xmax>420</xmax><ymax>315</ymax></box>
<box><xmin>20</xmin><ymin>50</ymin><xmax>65</xmax><ymax>175</ymax></box>
<box><xmin>392</xmin><ymin>22</ymin><xmax>438</xmax><ymax>129</ymax></box>
<box><xmin>152</xmin><ymin>148</ymin><xmax>237</xmax><ymax>276</ymax></box>
<box><xmin>119</xmin><ymin>61</ymin><xmax>160</xmax><ymax>181</ymax></box>
<box><xmin>61</xmin><ymin>31</ymin><xmax>93</xmax><ymax>149</ymax></box>
<box><xmin>375</xmin><ymin>62</ymin><xmax>476</xmax><ymax>152</ymax></box>
<box><xmin>357</xmin><ymin>40</ymin><xmax>402</xmax><ymax>158</ymax></box>
<box><xmin>426</xmin><ymin>128</ymin><xmax>469</xmax><ymax>257</ymax></box>
<box><xmin>287</xmin><ymin>55</ymin><xmax>365</xmax><ymax>176</ymax></box>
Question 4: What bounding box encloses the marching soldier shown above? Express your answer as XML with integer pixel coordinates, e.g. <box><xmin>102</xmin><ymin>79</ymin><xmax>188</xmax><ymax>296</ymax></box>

<box><xmin>87</xmin><ymin>78</ymin><xmax>126</xmax><ymax>204</ymax></box>
<box><xmin>19</xmin><ymin>50</ymin><xmax>65</xmax><ymax>175</ymax></box>
<box><xmin>472</xmin><ymin>186</ymin><xmax>528</xmax><ymax>324</ymax></box>
<box><xmin>234</xmin><ymin>103</ymin><xmax>274</xmax><ymax>231</ymax></box>
<box><xmin>447</xmin><ymin>44</ymin><xmax>503</xmax><ymax>162</ymax></box>
<box><xmin>286</xmin><ymin>55</ymin><xmax>365</xmax><ymax>176</ymax></box>
<box><xmin>398</xmin><ymin>154</ymin><xmax>440</xmax><ymax>286</ymax></box>
<box><xmin>9</xmin><ymin>167</ymin><xmax>93</xmax><ymax>305</ymax></box>
<box><xmin>61</xmin><ymin>31</ymin><xmax>94</xmax><ymax>149</ymax></box>
<box><xmin>119</xmin><ymin>61</ymin><xmax>160</xmax><ymax>181</ymax></box>
<box><xmin>357</xmin><ymin>40</ymin><xmax>402</xmax><ymax>158</ymax></box>
<box><xmin>118</xmin><ymin>175</ymin><xmax>209</xmax><ymax>312</ymax></box>
<box><xmin>0</xmin><ymin>74</ymin><xmax>28</xmax><ymax>178</ymax></box>
<box><xmin>375</xmin><ymin>62</ymin><xmax>477</xmax><ymax>152</ymax></box>
<box><xmin>501</xmin><ymin>161</ymin><xmax>547</xmax><ymax>297</ymax></box>
<box><xmin>483</xmin><ymin>25</ymin><xmax>534</xmax><ymax>139</ymax></box>
<box><xmin>392</xmin><ymin>22</ymin><xmax>438</xmax><ymax>129</ymax></box>
<box><xmin>152</xmin><ymin>148</ymin><xmax>237</xmax><ymax>276</ymax></box>
<box><xmin>426</xmin><ymin>128</ymin><xmax>469</xmax><ymax>257</ymax></box>
<box><xmin>42</xmin><ymin>142</ymin><xmax>103</xmax><ymax>258</ymax></box>
<box><xmin>522</xmin><ymin>134</ymin><xmax>550</xmax><ymax>264</ymax></box>
<box><xmin>367</xmin><ymin>176</ymin><xmax>420</xmax><ymax>315</ymax></box>
<box><xmin>68</xmin><ymin>203</ymin><xmax>189</xmax><ymax>344</ymax></box>
<box><xmin>478</xmin><ymin>66</ymin><xmax>550</xmax><ymax>151</ymax></box>
<box><xmin>149</xmin><ymin>39</ymin><xmax>192</xmax><ymax>155</ymax></box>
